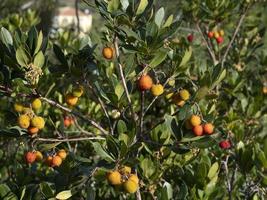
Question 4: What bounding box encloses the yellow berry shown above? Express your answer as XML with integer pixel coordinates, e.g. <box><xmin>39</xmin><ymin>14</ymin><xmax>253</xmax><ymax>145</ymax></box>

<box><xmin>151</xmin><ymin>84</ymin><xmax>164</xmax><ymax>96</ymax></box>
<box><xmin>57</xmin><ymin>149</ymin><xmax>67</xmax><ymax>160</ymax></box>
<box><xmin>190</xmin><ymin>115</ymin><xmax>201</xmax><ymax>126</ymax></box>
<box><xmin>31</xmin><ymin>98</ymin><xmax>42</xmax><ymax>110</ymax></box>
<box><xmin>168</xmin><ymin>79</ymin><xmax>175</xmax><ymax>87</ymax></box>
<box><xmin>106</xmin><ymin>171</ymin><xmax>122</xmax><ymax>185</ymax></box>
<box><xmin>52</xmin><ymin>155</ymin><xmax>62</xmax><ymax>167</ymax></box>
<box><xmin>102</xmin><ymin>47</ymin><xmax>114</xmax><ymax>59</ymax></box>
<box><xmin>35</xmin><ymin>151</ymin><xmax>43</xmax><ymax>162</ymax></box>
<box><xmin>179</xmin><ymin>89</ymin><xmax>190</xmax><ymax>101</ymax></box>
<box><xmin>18</xmin><ymin>115</ymin><xmax>30</xmax><ymax>129</ymax></box>
<box><xmin>120</xmin><ymin>166</ymin><xmax>131</xmax><ymax>175</ymax></box>
<box><xmin>66</xmin><ymin>93</ymin><xmax>78</xmax><ymax>106</ymax></box>
<box><xmin>219</xmin><ymin>30</ymin><xmax>225</xmax><ymax>37</ymax></box>
<box><xmin>72</xmin><ymin>86</ymin><xmax>84</xmax><ymax>97</ymax></box>
<box><xmin>214</xmin><ymin>31</ymin><xmax>220</xmax><ymax>39</ymax></box>
<box><xmin>128</xmin><ymin>174</ymin><xmax>139</xmax><ymax>184</ymax></box>
<box><xmin>123</xmin><ymin>179</ymin><xmax>138</xmax><ymax>193</ymax></box>
<box><xmin>31</xmin><ymin>116</ymin><xmax>45</xmax><ymax>129</ymax></box>
<box><xmin>14</xmin><ymin>103</ymin><xmax>24</xmax><ymax>112</ymax></box>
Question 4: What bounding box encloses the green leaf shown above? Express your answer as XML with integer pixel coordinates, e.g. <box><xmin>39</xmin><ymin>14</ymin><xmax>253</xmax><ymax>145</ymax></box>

<box><xmin>140</xmin><ymin>158</ymin><xmax>155</xmax><ymax>178</ymax></box>
<box><xmin>107</xmin><ymin>0</ymin><xmax>120</xmax><ymax>12</ymax></box>
<box><xmin>149</xmin><ymin>50</ymin><xmax>168</xmax><ymax>68</ymax></box>
<box><xmin>34</xmin><ymin>31</ymin><xmax>43</xmax><ymax>55</ymax></box>
<box><xmin>20</xmin><ymin>186</ymin><xmax>26</xmax><ymax>200</ymax></box>
<box><xmin>136</xmin><ymin>0</ymin><xmax>148</xmax><ymax>15</ymax></box>
<box><xmin>92</xmin><ymin>142</ymin><xmax>115</xmax><ymax>162</ymax></box>
<box><xmin>40</xmin><ymin>182</ymin><xmax>54</xmax><ymax>198</ymax></box>
<box><xmin>16</xmin><ymin>46</ymin><xmax>30</xmax><ymax>67</ymax></box>
<box><xmin>117</xmin><ymin>120</ymin><xmax>127</xmax><ymax>134</ymax></box>
<box><xmin>39</xmin><ymin>142</ymin><xmax>61</xmax><ymax>151</ymax></box>
<box><xmin>155</xmin><ymin>7</ymin><xmax>165</xmax><ymax>28</ymax></box>
<box><xmin>211</xmin><ymin>69</ymin><xmax>226</xmax><ymax>89</ymax></box>
<box><xmin>195</xmin><ymin>86</ymin><xmax>209</xmax><ymax>101</ymax></box>
<box><xmin>162</xmin><ymin>182</ymin><xmax>173</xmax><ymax>200</ymax></box>
<box><xmin>115</xmin><ymin>83</ymin><xmax>124</xmax><ymax>100</ymax></box>
<box><xmin>179</xmin><ymin>47</ymin><xmax>192</xmax><ymax>68</ymax></box>
<box><xmin>0</xmin><ymin>27</ymin><xmax>13</xmax><ymax>47</ymax></box>
<box><xmin>207</xmin><ymin>162</ymin><xmax>219</xmax><ymax>180</ymax></box>
<box><xmin>34</xmin><ymin>51</ymin><xmax>45</xmax><ymax>68</ymax></box>
<box><xmin>55</xmin><ymin>190</ymin><xmax>72</xmax><ymax>200</ymax></box>
<box><xmin>163</xmin><ymin>15</ymin><xmax>173</xmax><ymax>28</ymax></box>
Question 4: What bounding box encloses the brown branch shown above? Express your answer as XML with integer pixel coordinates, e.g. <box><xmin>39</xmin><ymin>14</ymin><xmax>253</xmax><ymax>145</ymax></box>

<box><xmin>35</xmin><ymin>136</ymin><xmax>105</xmax><ymax>142</ymax></box>
<box><xmin>221</xmin><ymin>6</ymin><xmax>249</xmax><ymax>67</ymax></box>
<box><xmin>75</xmin><ymin>0</ymin><xmax>80</xmax><ymax>33</ymax></box>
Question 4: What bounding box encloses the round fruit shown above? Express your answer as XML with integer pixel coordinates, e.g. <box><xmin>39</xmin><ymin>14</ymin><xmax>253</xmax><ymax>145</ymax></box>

<box><xmin>120</xmin><ymin>166</ymin><xmax>131</xmax><ymax>174</ymax></box>
<box><xmin>25</xmin><ymin>151</ymin><xmax>36</xmax><ymax>164</ymax></box>
<box><xmin>31</xmin><ymin>116</ymin><xmax>45</xmax><ymax>129</ymax></box>
<box><xmin>46</xmin><ymin>156</ymin><xmax>53</xmax><ymax>166</ymax></box>
<box><xmin>165</xmin><ymin>92</ymin><xmax>174</xmax><ymax>100</ymax></box>
<box><xmin>179</xmin><ymin>89</ymin><xmax>190</xmax><ymax>101</ymax></box>
<box><xmin>31</xmin><ymin>98</ymin><xmax>42</xmax><ymax>110</ymax></box>
<box><xmin>219</xmin><ymin>140</ymin><xmax>231</xmax><ymax>149</ymax></box>
<box><xmin>190</xmin><ymin>115</ymin><xmax>201</xmax><ymax>126</ymax></box>
<box><xmin>187</xmin><ymin>34</ymin><xmax>193</xmax><ymax>42</ymax></box>
<box><xmin>57</xmin><ymin>149</ymin><xmax>67</xmax><ymax>160</ymax></box>
<box><xmin>214</xmin><ymin>31</ymin><xmax>220</xmax><ymax>39</ymax></box>
<box><xmin>18</xmin><ymin>115</ymin><xmax>30</xmax><ymax>129</ymax></box>
<box><xmin>66</xmin><ymin>94</ymin><xmax>78</xmax><ymax>106</ymax></box>
<box><xmin>28</xmin><ymin>126</ymin><xmax>39</xmax><ymax>135</ymax></box>
<box><xmin>216</xmin><ymin>36</ymin><xmax>224</xmax><ymax>44</ymax></box>
<box><xmin>168</xmin><ymin>79</ymin><xmax>175</xmax><ymax>87</ymax></box>
<box><xmin>106</xmin><ymin>171</ymin><xmax>122</xmax><ymax>185</ymax></box>
<box><xmin>193</xmin><ymin>125</ymin><xmax>203</xmax><ymax>136</ymax></box>
<box><xmin>35</xmin><ymin>151</ymin><xmax>43</xmax><ymax>161</ymax></box>
<box><xmin>207</xmin><ymin>31</ymin><xmax>214</xmax><ymax>38</ymax></box>
<box><xmin>151</xmin><ymin>84</ymin><xmax>164</xmax><ymax>96</ymax></box>
<box><xmin>263</xmin><ymin>86</ymin><xmax>267</xmax><ymax>94</ymax></box>
<box><xmin>172</xmin><ymin>94</ymin><xmax>185</xmax><ymax>107</ymax></box>
<box><xmin>138</xmin><ymin>75</ymin><xmax>153</xmax><ymax>91</ymax></box>
<box><xmin>109</xmin><ymin>109</ymin><xmax>121</xmax><ymax>119</ymax></box>
<box><xmin>219</xmin><ymin>30</ymin><xmax>225</xmax><ymax>36</ymax></box>
<box><xmin>64</xmin><ymin>117</ymin><xmax>71</xmax><ymax>127</ymax></box>
<box><xmin>128</xmin><ymin>174</ymin><xmax>139</xmax><ymax>184</ymax></box>
<box><xmin>102</xmin><ymin>47</ymin><xmax>114</xmax><ymax>59</ymax></box>
<box><xmin>52</xmin><ymin>156</ymin><xmax>62</xmax><ymax>167</ymax></box>
<box><xmin>72</xmin><ymin>86</ymin><xmax>84</xmax><ymax>97</ymax></box>
<box><xmin>14</xmin><ymin>103</ymin><xmax>23</xmax><ymax>112</ymax></box>
<box><xmin>123</xmin><ymin>179</ymin><xmax>138</xmax><ymax>193</ymax></box>
<box><xmin>203</xmin><ymin>123</ymin><xmax>214</xmax><ymax>135</ymax></box>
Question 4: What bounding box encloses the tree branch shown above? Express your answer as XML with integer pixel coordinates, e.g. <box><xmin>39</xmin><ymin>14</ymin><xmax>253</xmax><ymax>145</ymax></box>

<box><xmin>75</xmin><ymin>0</ymin><xmax>80</xmax><ymax>34</ymax></box>
<box><xmin>35</xmin><ymin>136</ymin><xmax>105</xmax><ymax>142</ymax></box>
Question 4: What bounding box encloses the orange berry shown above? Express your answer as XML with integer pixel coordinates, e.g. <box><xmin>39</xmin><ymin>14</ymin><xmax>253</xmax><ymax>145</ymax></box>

<box><xmin>106</xmin><ymin>170</ymin><xmax>122</xmax><ymax>185</ymax></box>
<box><xmin>52</xmin><ymin>156</ymin><xmax>62</xmax><ymax>167</ymax></box>
<box><xmin>203</xmin><ymin>123</ymin><xmax>214</xmax><ymax>135</ymax></box>
<box><xmin>35</xmin><ymin>151</ymin><xmax>43</xmax><ymax>162</ymax></box>
<box><xmin>102</xmin><ymin>47</ymin><xmax>114</xmax><ymax>59</ymax></box>
<box><xmin>64</xmin><ymin>117</ymin><xmax>71</xmax><ymax>127</ymax></box>
<box><xmin>190</xmin><ymin>115</ymin><xmax>201</xmax><ymax>126</ymax></box>
<box><xmin>193</xmin><ymin>125</ymin><xmax>203</xmax><ymax>136</ymax></box>
<box><xmin>57</xmin><ymin>149</ymin><xmax>67</xmax><ymax>160</ymax></box>
<box><xmin>28</xmin><ymin>127</ymin><xmax>39</xmax><ymax>135</ymax></box>
<box><xmin>25</xmin><ymin>151</ymin><xmax>36</xmax><ymax>164</ymax></box>
<box><xmin>138</xmin><ymin>75</ymin><xmax>153</xmax><ymax>91</ymax></box>
<box><xmin>46</xmin><ymin>156</ymin><xmax>53</xmax><ymax>166</ymax></box>
<box><xmin>263</xmin><ymin>86</ymin><xmax>267</xmax><ymax>94</ymax></box>
<box><xmin>66</xmin><ymin>93</ymin><xmax>78</xmax><ymax>106</ymax></box>
<box><xmin>207</xmin><ymin>31</ymin><xmax>214</xmax><ymax>38</ymax></box>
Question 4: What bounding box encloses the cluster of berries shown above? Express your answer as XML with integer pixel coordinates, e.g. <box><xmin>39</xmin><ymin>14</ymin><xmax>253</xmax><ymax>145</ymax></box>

<box><xmin>15</xmin><ymin>98</ymin><xmax>45</xmax><ymax>135</ymax></box>
<box><xmin>65</xmin><ymin>85</ymin><xmax>84</xmax><ymax>107</ymax></box>
<box><xmin>138</xmin><ymin>74</ymin><xmax>164</xmax><ymax>96</ymax></box>
<box><xmin>186</xmin><ymin>115</ymin><xmax>214</xmax><ymax>136</ymax></box>
<box><xmin>207</xmin><ymin>29</ymin><xmax>225</xmax><ymax>44</ymax></box>
<box><xmin>25</xmin><ymin>149</ymin><xmax>67</xmax><ymax>167</ymax></box>
<box><xmin>106</xmin><ymin>166</ymin><xmax>139</xmax><ymax>194</ymax></box>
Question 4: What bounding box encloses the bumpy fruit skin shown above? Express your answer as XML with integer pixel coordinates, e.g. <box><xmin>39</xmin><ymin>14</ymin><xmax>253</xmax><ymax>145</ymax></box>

<box><xmin>46</xmin><ymin>156</ymin><xmax>53</xmax><ymax>166</ymax></box>
<box><xmin>28</xmin><ymin>126</ymin><xmax>39</xmax><ymax>135</ymax></box>
<box><xmin>120</xmin><ymin>166</ymin><xmax>131</xmax><ymax>175</ymax></box>
<box><xmin>66</xmin><ymin>94</ymin><xmax>78</xmax><ymax>106</ymax></box>
<box><xmin>179</xmin><ymin>89</ymin><xmax>190</xmax><ymax>101</ymax></box>
<box><xmin>216</xmin><ymin>36</ymin><xmax>224</xmax><ymax>44</ymax></box>
<box><xmin>72</xmin><ymin>86</ymin><xmax>84</xmax><ymax>97</ymax></box>
<box><xmin>203</xmin><ymin>123</ymin><xmax>214</xmax><ymax>135</ymax></box>
<box><xmin>128</xmin><ymin>174</ymin><xmax>139</xmax><ymax>184</ymax></box>
<box><xmin>31</xmin><ymin>98</ymin><xmax>42</xmax><ymax>110</ymax></box>
<box><xmin>14</xmin><ymin>103</ymin><xmax>24</xmax><ymax>112</ymax></box>
<box><xmin>52</xmin><ymin>156</ymin><xmax>62</xmax><ymax>167</ymax></box>
<box><xmin>151</xmin><ymin>84</ymin><xmax>164</xmax><ymax>96</ymax></box>
<box><xmin>193</xmin><ymin>125</ymin><xmax>203</xmax><ymax>136</ymax></box>
<box><xmin>138</xmin><ymin>75</ymin><xmax>153</xmax><ymax>91</ymax></box>
<box><xmin>123</xmin><ymin>179</ymin><xmax>138</xmax><ymax>193</ymax></box>
<box><xmin>35</xmin><ymin>151</ymin><xmax>43</xmax><ymax>162</ymax></box>
<box><xmin>190</xmin><ymin>115</ymin><xmax>201</xmax><ymax>126</ymax></box>
<box><xmin>57</xmin><ymin>149</ymin><xmax>67</xmax><ymax>160</ymax></box>
<box><xmin>106</xmin><ymin>171</ymin><xmax>122</xmax><ymax>185</ymax></box>
<box><xmin>102</xmin><ymin>47</ymin><xmax>114</xmax><ymax>59</ymax></box>
<box><xmin>219</xmin><ymin>140</ymin><xmax>231</xmax><ymax>149</ymax></box>
<box><xmin>64</xmin><ymin>117</ymin><xmax>71</xmax><ymax>127</ymax></box>
<box><xmin>207</xmin><ymin>31</ymin><xmax>214</xmax><ymax>38</ymax></box>
<box><xmin>25</xmin><ymin>152</ymin><xmax>36</xmax><ymax>164</ymax></box>
<box><xmin>31</xmin><ymin>116</ymin><xmax>45</xmax><ymax>129</ymax></box>
<box><xmin>187</xmin><ymin>34</ymin><xmax>193</xmax><ymax>42</ymax></box>
<box><xmin>18</xmin><ymin>115</ymin><xmax>30</xmax><ymax>129</ymax></box>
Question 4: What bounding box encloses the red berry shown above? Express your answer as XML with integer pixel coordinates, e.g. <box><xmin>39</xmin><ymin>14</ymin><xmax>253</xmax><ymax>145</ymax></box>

<box><xmin>25</xmin><ymin>151</ymin><xmax>37</xmax><ymax>164</ymax></box>
<box><xmin>193</xmin><ymin>125</ymin><xmax>203</xmax><ymax>136</ymax></box>
<box><xmin>219</xmin><ymin>140</ymin><xmax>231</xmax><ymax>149</ymax></box>
<box><xmin>207</xmin><ymin>31</ymin><xmax>214</xmax><ymax>38</ymax></box>
<box><xmin>187</xmin><ymin>34</ymin><xmax>194</xmax><ymax>42</ymax></box>
<box><xmin>216</xmin><ymin>36</ymin><xmax>224</xmax><ymax>44</ymax></box>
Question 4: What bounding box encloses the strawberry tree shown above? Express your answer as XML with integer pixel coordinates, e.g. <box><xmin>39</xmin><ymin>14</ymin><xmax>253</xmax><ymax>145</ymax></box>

<box><xmin>0</xmin><ymin>0</ymin><xmax>266</xmax><ymax>199</ymax></box>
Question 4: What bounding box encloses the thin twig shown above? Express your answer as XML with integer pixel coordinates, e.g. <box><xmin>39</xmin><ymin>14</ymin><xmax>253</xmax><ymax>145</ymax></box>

<box><xmin>139</xmin><ymin>91</ymin><xmax>145</xmax><ymax>140</ymax></box>
<box><xmin>75</xmin><ymin>0</ymin><xmax>80</xmax><ymax>34</ymax></box>
<box><xmin>196</xmin><ymin>22</ymin><xmax>217</xmax><ymax>65</ymax></box>
<box><xmin>35</xmin><ymin>137</ymin><xmax>105</xmax><ymax>142</ymax></box>
<box><xmin>221</xmin><ymin>5</ymin><xmax>249</xmax><ymax>67</ymax></box>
